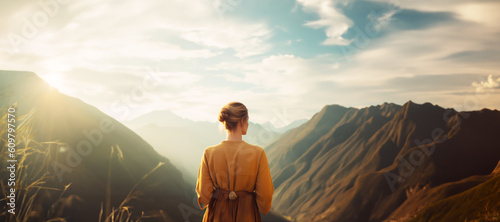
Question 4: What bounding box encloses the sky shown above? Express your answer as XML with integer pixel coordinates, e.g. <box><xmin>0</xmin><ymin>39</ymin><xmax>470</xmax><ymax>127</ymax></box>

<box><xmin>1</xmin><ymin>0</ymin><xmax>499</xmax><ymax>127</ymax></box>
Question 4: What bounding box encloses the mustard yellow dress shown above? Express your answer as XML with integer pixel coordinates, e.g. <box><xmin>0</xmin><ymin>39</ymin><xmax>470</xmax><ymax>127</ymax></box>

<box><xmin>196</xmin><ymin>140</ymin><xmax>274</xmax><ymax>222</ymax></box>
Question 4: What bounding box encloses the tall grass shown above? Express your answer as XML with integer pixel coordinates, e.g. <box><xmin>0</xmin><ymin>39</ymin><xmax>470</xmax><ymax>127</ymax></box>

<box><xmin>99</xmin><ymin>147</ymin><xmax>165</xmax><ymax>222</ymax></box>
<box><xmin>0</xmin><ymin>106</ymin><xmax>69</xmax><ymax>221</ymax></box>
<box><xmin>1</xmin><ymin>106</ymin><xmax>171</xmax><ymax>222</ymax></box>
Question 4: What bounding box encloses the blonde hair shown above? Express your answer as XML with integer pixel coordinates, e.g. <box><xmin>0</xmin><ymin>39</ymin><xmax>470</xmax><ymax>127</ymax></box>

<box><xmin>218</xmin><ymin>102</ymin><xmax>248</xmax><ymax>131</ymax></box>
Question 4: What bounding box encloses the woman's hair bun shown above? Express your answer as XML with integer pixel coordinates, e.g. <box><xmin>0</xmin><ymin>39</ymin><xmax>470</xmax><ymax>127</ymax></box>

<box><xmin>218</xmin><ymin>109</ymin><xmax>229</xmax><ymax>122</ymax></box>
<box><xmin>218</xmin><ymin>102</ymin><xmax>249</xmax><ymax>131</ymax></box>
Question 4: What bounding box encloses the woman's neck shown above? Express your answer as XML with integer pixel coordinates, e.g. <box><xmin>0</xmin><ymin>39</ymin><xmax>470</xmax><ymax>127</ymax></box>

<box><xmin>226</xmin><ymin>131</ymin><xmax>243</xmax><ymax>141</ymax></box>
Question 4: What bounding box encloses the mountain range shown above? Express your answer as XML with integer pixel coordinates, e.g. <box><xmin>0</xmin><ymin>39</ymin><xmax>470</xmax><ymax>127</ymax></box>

<box><xmin>266</xmin><ymin>101</ymin><xmax>500</xmax><ymax>221</ymax></box>
<box><xmin>1</xmin><ymin>70</ymin><xmax>499</xmax><ymax>222</ymax></box>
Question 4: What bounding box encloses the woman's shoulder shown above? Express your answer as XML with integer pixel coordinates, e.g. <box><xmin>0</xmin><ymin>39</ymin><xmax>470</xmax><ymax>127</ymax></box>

<box><xmin>203</xmin><ymin>143</ymin><xmax>221</xmax><ymax>153</ymax></box>
<box><xmin>239</xmin><ymin>141</ymin><xmax>267</xmax><ymax>158</ymax></box>
<box><xmin>241</xmin><ymin>141</ymin><xmax>264</xmax><ymax>151</ymax></box>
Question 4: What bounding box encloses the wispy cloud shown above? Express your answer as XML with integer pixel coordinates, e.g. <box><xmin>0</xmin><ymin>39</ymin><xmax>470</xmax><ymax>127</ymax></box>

<box><xmin>181</xmin><ymin>21</ymin><xmax>272</xmax><ymax>58</ymax></box>
<box><xmin>297</xmin><ymin>0</ymin><xmax>353</xmax><ymax>45</ymax></box>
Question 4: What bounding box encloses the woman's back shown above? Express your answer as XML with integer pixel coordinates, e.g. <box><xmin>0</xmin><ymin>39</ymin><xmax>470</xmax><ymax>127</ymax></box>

<box><xmin>197</xmin><ymin>140</ymin><xmax>273</xmax><ymax>222</ymax></box>
<box><xmin>196</xmin><ymin>102</ymin><xmax>273</xmax><ymax>222</ymax></box>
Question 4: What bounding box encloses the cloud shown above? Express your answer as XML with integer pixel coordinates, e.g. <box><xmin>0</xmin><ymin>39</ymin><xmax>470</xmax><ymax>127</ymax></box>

<box><xmin>0</xmin><ymin>0</ymin><xmax>274</xmax><ymax>122</ymax></box>
<box><xmin>0</xmin><ymin>0</ymin><xmax>270</xmax><ymax>65</ymax></box>
<box><xmin>440</xmin><ymin>50</ymin><xmax>500</xmax><ymax>64</ymax></box>
<box><xmin>180</xmin><ymin>21</ymin><xmax>272</xmax><ymax>58</ymax></box>
<box><xmin>368</xmin><ymin>7</ymin><xmax>398</xmax><ymax>30</ymax></box>
<box><xmin>370</xmin><ymin>0</ymin><xmax>500</xmax><ymax>28</ymax></box>
<box><xmin>2</xmin><ymin>0</ymin><xmax>500</xmax><ymax>125</ymax></box>
<box><xmin>196</xmin><ymin>53</ymin><xmax>345</xmax><ymax>122</ymax></box>
<box><xmin>455</xmin><ymin>2</ymin><xmax>500</xmax><ymax>28</ymax></box>
<box><xmin>335</xmin><ymin>10</ymin><xmax>500</xmax><ymax>86</ymax></box>
<box><xmin>212</xmin><ymin>54</ymin><xmax>340</xmax><ymax>95</ymax></box>
<box><xmin>385</xmin><ymin>74</ymin><xmax>481</xmax><ymax>92</ymax></box>
<box><xmin>472</xmin><ymin>75</ymin><xmax>500</xmax><ymax>93</ymax></box>
<box><xmin>297</xmin><ymin>0</ymin><xmax>353</xmax><ymax>45</ymax></box>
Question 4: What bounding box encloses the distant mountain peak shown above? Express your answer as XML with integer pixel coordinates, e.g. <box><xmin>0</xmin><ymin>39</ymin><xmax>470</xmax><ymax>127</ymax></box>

<box><xmin>316</xmin><ymin>104</ymin><xmax>354</xmax><ymax>118</ymax></box>
<box><xmin>493</xmin><ymin>161</ymin><xmax>500</xmax><ymax>175</ymax></box>
<box><xmin>322</xmin><ymin>103</ymin><xmax>351</xmax><ymax>111</ymax></box>
<box><xmin>0</xmin><ymin>69</ymin><xmax>37</xmax><ymax>77</ymax></box>
<box><xmin>381</xmin><ymin>102</ymin><xmax>400</xmax><ymax>109</ymax></box>
<box><xmin>0</xmin><ymin>70</ymin><xmax>45</xmax><ymax>88</ymax></box>
<box><xmin>398</xmin><ymin>100</ymin><xmax>449</xmax><ymax>120</ymax></box>
<box><xmin>402</xmin><ymin>100</ymin><xmax>442</xmax><ymax>109</ymax></box>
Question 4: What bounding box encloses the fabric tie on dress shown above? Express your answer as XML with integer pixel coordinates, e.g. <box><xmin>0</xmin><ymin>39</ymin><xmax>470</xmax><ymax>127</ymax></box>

<box><xmin>207</xmin><ymin>187</ymin><xmax>262</xmax><ymax>222</ymax></box>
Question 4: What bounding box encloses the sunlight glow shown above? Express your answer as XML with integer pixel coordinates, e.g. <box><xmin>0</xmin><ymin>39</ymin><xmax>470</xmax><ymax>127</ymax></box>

<box><xmin>41</xmin><ymin>74</ymin><xmax>66</xmax><ymax>92</ymax></box>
